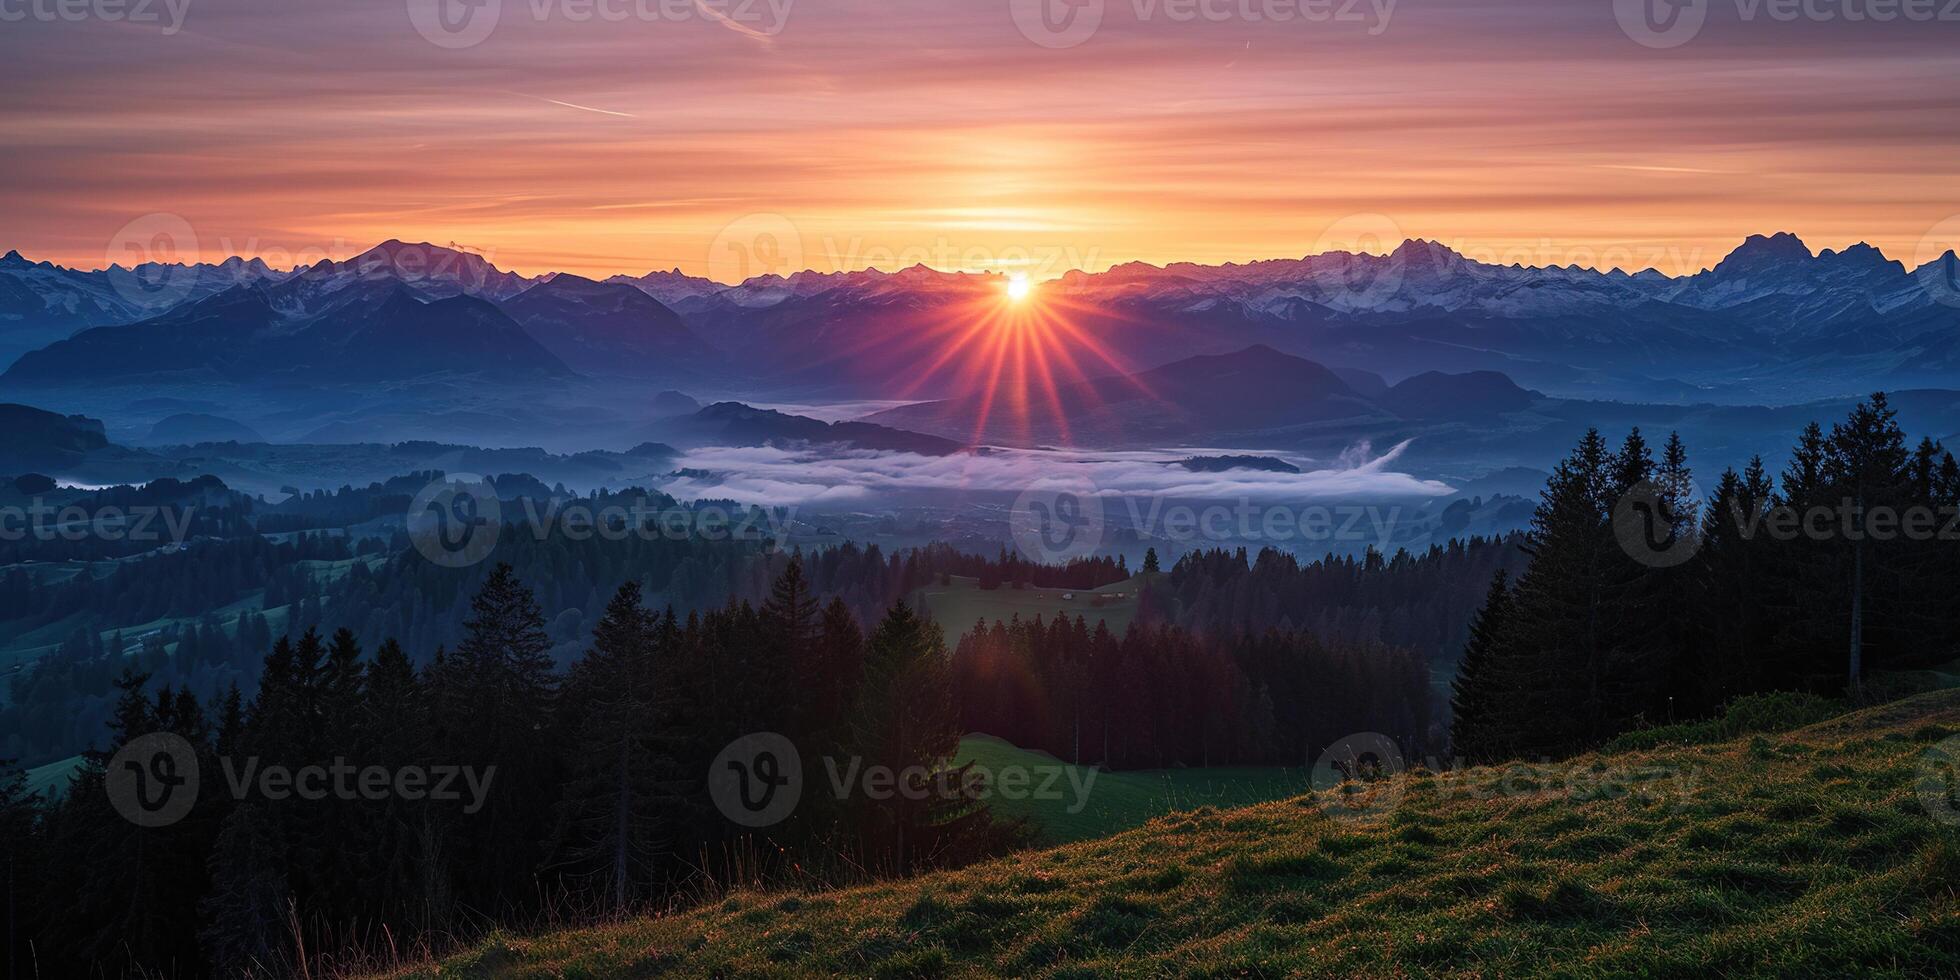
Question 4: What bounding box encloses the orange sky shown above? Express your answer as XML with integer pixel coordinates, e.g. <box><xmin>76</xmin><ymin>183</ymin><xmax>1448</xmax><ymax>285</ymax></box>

<box><xmin>5</xmin><ymin>0</ymin><xmax>1959</xmax><ymax>280</ymax></box>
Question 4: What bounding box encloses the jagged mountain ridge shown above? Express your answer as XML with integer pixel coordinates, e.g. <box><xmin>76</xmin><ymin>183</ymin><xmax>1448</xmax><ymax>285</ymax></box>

<box><xmin>4</xmin><ymin>233</ymin><xmax>1958</xmax><ymax>401</ymax></box>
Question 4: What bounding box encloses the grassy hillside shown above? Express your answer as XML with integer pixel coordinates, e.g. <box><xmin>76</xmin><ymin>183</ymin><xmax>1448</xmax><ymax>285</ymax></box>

<box><xmin>403</xmin><ymin>690</ymin><xmax>1960</xmax><ymax>977</ymax></box>
<box><xmin>955</xmin><ymin>735</ymin><xmax>1307</xmax><ymax>844</ymax></box>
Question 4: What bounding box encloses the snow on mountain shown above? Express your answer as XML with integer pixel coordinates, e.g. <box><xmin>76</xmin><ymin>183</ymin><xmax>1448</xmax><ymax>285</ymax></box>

<box><xmin>605</xmin><ymin>268</ymin><xmax>726</xmax><ymax>306</ymax></box>
<box><xmin>5</xmin><ymin>233</ymin><xmax>1960</xmax><ymax>401</ymax></box>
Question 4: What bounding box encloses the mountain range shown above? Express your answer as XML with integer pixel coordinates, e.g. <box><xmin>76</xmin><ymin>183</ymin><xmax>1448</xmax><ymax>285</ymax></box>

<box><xmin>3</xmin><ymin>233</ymin><xmax>1958</xmax><ymax>409</ymax></box>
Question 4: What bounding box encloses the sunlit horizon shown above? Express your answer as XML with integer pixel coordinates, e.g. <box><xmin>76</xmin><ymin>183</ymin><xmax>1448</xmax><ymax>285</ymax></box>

<box><xmin>16</xmin><ymin>225</ymin><xmax>1959</xmax><ymax>286</ymax></box>
<box><xmin>7</xmin><ymin>1</ymin><xmax>1959</xmax><ymax>282</ymax></box>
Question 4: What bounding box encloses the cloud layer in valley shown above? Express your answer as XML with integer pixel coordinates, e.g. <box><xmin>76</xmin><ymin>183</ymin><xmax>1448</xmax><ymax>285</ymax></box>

<box><xmin>660</xmin><ymin>441</ymin><xmax>1455</xmax><ymax>506</ymax></box>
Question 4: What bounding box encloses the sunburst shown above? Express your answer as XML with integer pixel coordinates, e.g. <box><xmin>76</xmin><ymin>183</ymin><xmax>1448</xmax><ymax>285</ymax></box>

<box><xmin>888</xmin><ymin>275</ymin><xmax>1150</xmax><ymax>447</ymax></box>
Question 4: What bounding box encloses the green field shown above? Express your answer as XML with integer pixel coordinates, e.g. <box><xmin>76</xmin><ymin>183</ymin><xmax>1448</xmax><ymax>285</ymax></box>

<box><xmin>912</xmin><ymin>573</ymin><xmax>1151</xmax><ymax>635</ymax></box>
<box><xmin>407</xmin><ymin>690</ymin><xmax>1960</xmax><ymax>978</ymax></box>
<box><xmin>954</xmin><ymin>735</ymin><xmax>1307</xmax><ymax>844</ymax></box>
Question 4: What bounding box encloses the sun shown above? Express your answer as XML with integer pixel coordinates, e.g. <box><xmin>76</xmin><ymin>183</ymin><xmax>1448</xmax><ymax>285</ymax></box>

<box><xmin>1005</xmin><ymin>275</ymin><xmax>1033</xmax><ymax>302</ymax></box>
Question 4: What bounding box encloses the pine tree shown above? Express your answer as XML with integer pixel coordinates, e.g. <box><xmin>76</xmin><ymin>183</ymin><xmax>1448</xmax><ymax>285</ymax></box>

<box><xmin>1477</xmin><ymin>429</ymin><xmax>1663</xmax><ymax>757</ymax></box>
<box><xmin>546</xmin><ymin>582</ymin><xmax>686</xmax><ymax>911</ymax></box>
<box><xmin>1449</xmin><ymin>570</ymin><xmax>1512</xmax><ymax>763</ymax></box>
<box><xmin>427</xmin><ymin>563</ymin><xmax>559</xmax><ymax>908</ymax></box>
<box><xmin>840</xmin><ymin>602</ymin><xmax>965</xmax><ymax>873</ymax></box>
<box><xmin>0</xmin><ymin>760</ymin><xmax>45</xmax><ymax>980</ymax></box>
<box><xmin>340</xmin><ymin>638</ymin><xmax>435</xmax><ymax>928</ymax></box>
<box><xmin>1692</xmin><ymin>461</ymin><xmax>1775</xmax><ymax>707</ymax></box>
<box><xmin>808</xmin><ymin>599</ymin><xmax>864</xmax><ymax>751</ymax></box>
<box><xmin>762</xmin><ymin>558</ymin><xmax>820</xmax><ymax>740</ymax></box>
<box><xmin>61</xmin><ymin>672</ymin><xmax>214</xmax><ymax>974</ymax></box>
<box><xmin>1824</xmin><ymin>393</ymin><xmax>1910</xmax><ymax>698</ymax></box>
<box><xmin>1766</xmin><ymin>420</ymin><xmax>1841</xmax><ymax>691</ymax></box>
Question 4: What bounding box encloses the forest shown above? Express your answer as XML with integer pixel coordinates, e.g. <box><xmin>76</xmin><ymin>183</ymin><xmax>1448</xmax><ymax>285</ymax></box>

<box><xmin>0</xmin><ymin>548</ymin><xmax>1435</xmax><ymax>976</ymax></box>
<box><xmin>2</xmin><ymin>525</ymin><xmax>1505</xmax><ymax>767</ymax></box>
<box><xmin>10</xmin><ymin>396</ymin><xmax>1947</xmax><ymax>975</ymax></box>
<box><xmin>1453</xmin><ymin>393</ymin><xmax>1960</xmax><ymax>761</ymax></box>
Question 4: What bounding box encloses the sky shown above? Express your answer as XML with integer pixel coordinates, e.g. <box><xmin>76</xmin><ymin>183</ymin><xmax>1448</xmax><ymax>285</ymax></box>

<box><xmin>4</xmin><ymin>0</ymin><xmax>1960</xmax><ymax>280</ymax></box>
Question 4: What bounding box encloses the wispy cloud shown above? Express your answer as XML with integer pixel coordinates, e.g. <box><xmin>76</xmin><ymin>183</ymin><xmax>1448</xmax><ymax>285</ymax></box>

<box><xmin>514</xmin><ymin>93</ymin><xmax>639</xmax><ymax>118</ymax></box>
<box><xmin>693</xmin><ymin>0</ymin><xmax>779</xmax><ymax>44</ymax></box>
<box><xmin>1593</xmin><ymin>164</ymin><xmax>1738</xmax><ymax>175</ymax></box>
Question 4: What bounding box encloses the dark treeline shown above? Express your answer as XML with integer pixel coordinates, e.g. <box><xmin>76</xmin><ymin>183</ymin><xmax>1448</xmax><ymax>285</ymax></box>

<box><xmin>1155</xmin><ymin>537</ymin><xmax>1527</xmax><ymax>661</ymax></box>
<box><xmin>5</xmin><ymin>512</ymin><xmax>1510</xmax><ymax>769</ymax></box>
<box><xmin>0</xmin><ymin>471</ymin><xmax>590</xmax><ymax>565</ymax></box>
<box><xmin>964</xmin><ymin>549</ymin><xmax>1131</xmax><ymax>590</ymax></box>
<box><xmin>2</xmin><ymin>561</ymin><xmax>1027</xmax><ymax>978</ymax></box>
<box><xmin>0</xmin><ymin>474</ymin><xmax>253</xmax><ymax>564</ymax></box>
<box><xmin>1453</xmin><ymin>393</ymin><xmax>1960</xmax><ymax>762</ymax></box>
<box><xmin>953</xmin><ymin>614</ymin><xmax>1431</xmax><ymax>768</ymax></box>
<box><xmin>1</xmin><ymin>534</ymin><xmax>1129</xmax><ymax>767</ymax></box>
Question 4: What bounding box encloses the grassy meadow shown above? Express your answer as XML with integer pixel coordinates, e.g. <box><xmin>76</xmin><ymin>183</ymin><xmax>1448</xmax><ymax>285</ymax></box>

<box><xmin>954</xmin><ymin>735</ymin><xmax>1307</xmax><ymax>844</ymax></box>
<box><xmin>401</xmin><ymin>689</ymin><xmax>1960</xmax><ymax>978</ymax></box>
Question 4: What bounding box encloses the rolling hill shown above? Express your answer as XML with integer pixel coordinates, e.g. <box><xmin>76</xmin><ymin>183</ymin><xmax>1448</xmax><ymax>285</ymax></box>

<box><xmin>654</xmin><ymin>401</ymin><xmax>967</xmax><ymax>455</ymax></box>
<box><xmin>401</xmin><ymin>690</ymin><xmax>1960</xmax><ymax>978</ymax></box>
<box><xmin>0</xmin><ymin>402</ymin><xmax>109</xmax><ymax>471</ymax></box>
<box><xmin>866</xmin><ymin>345</ymin><xmax>1515</xmax><ymax>447</ymax></box>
